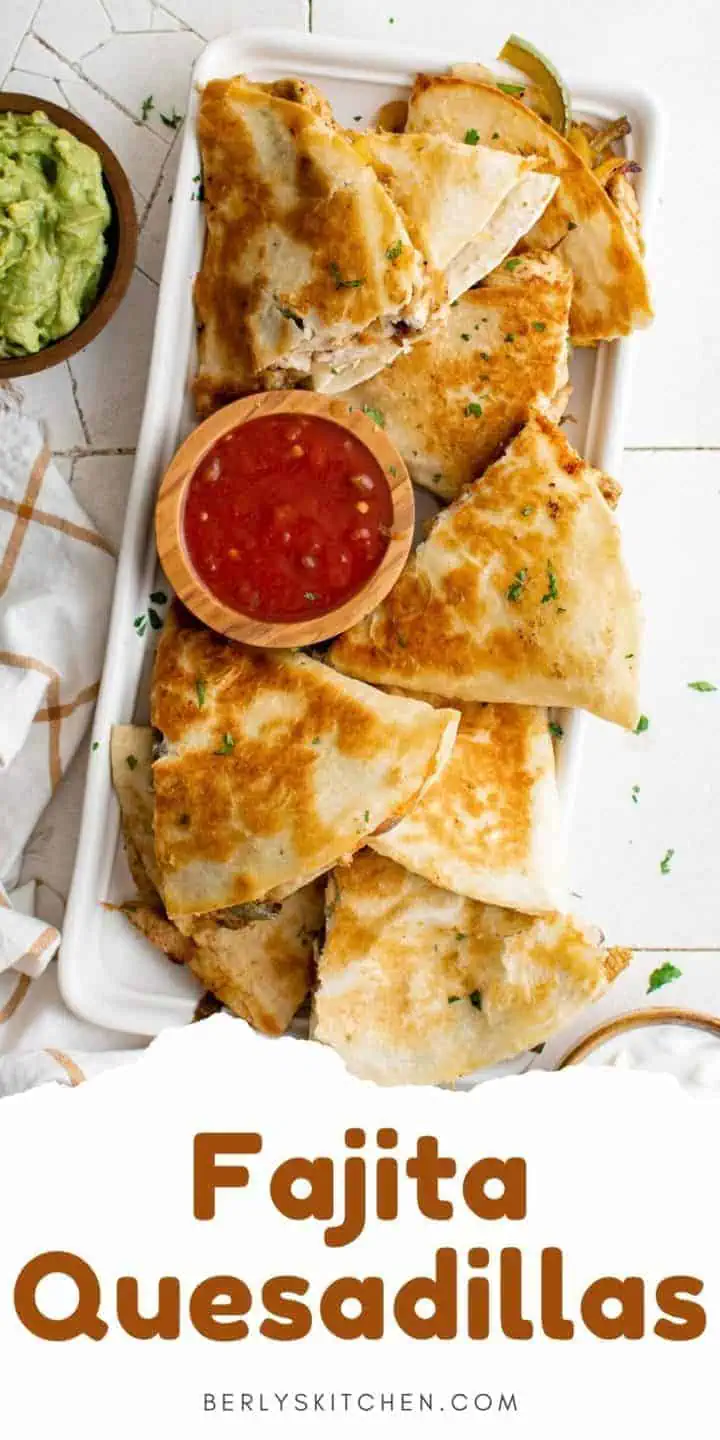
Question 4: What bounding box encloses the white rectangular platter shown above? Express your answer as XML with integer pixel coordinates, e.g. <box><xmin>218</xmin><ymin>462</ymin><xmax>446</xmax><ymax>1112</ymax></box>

<box><xmin>59</xmin><ymin>28</ymin><xmax>662</xmax><ymax>1039</ymax></box>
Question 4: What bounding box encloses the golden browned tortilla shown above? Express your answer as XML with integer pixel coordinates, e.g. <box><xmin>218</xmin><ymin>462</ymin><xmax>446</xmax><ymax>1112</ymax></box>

<box><xmin>111</xmin><ymin>723</ymin><xmax>325</xmax><ymax>1035</ymax></box>
<box><xmin>330</xmin><ymin>412</ymin><xmax>641</xmax><ymax>728</ymax></box>
<box><xmin>346</xmin><ymin>250</ymin><xmax>572</xmax><ymax>499</ymax></box>
<box><xmin>150</xmin><ymin>611</ymin><xmax>459</xmax><ymax>917</ymax></box>
<box><xmin>406</xmin><ymin>73</ymin><xmax>653</xmax><ymax>345</ymax></box>
<box><xmin>194</xmin><ymin>75</ymin><xmax>428</xmax><ymax>411</ymax></box>
<box><xmin>370</xmin><ymin>696</ymin><xmax>566</xmax><ymax>914</ymax></box>
<box><xmin>314</xmin><ymin>850</ymin><xmax>629</xmax><ymax>1085</ymax></box>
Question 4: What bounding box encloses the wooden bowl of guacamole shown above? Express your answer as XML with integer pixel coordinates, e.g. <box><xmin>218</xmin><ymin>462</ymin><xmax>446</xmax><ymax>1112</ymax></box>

<box><xmin>0</xmin><ymin>93</ymin><xmax>137</xmax><ymax>377</ymax></box>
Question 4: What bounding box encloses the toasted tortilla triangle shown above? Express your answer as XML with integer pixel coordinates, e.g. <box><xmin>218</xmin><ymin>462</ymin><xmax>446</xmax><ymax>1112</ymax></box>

<box><xmin>111</xmin><ymin>724</ymin><xmax>324</xmax><ymax>1035</ymax></box>
<box><xmin>406</xmin><ymin>73</ymin><xmax>652</xmax><ymax>345</ymax></box>
<box><xmin>151</xmin><ymin>612</ymin><xmax>460</xmax><ymax>917</ymax></box>
<box><xmin>194</xmin><ymin>76</ymin><xmax>428</xmax><ymax>414</ymax></box>
<box><xmin>351</xmin><ymin>129</ymin><xmax>553</xmax><ymax>277</ymax></box>
<box><xmin>314</xmin><ymin>850</ymin><xmax>628</xmax><ymax>1085</ymax></box>
<box><xmin>370</xmin><ymin>698</ymin><xmax>566</xmax><ymax>913</ymax></box>
<box><xmin>330</xmin><ymin>413</ymin><xmax>641</xmax><ymax>728</ymax></box>
<box><xmin>346</xmin><ymin>250</ymin><xmax>572</xmax><ymax>500</ymax></box>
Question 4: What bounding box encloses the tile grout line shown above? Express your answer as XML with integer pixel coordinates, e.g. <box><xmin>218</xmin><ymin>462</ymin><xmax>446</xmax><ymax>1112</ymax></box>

<box><xmin>1</xmin><ymin>0</ymin><xmax>45</xmax><ymax>86</ymax></box>
<box><xmin>28</xmin><ymin>32</ymin><xmax>174</xmax><ymax>139</ymax></box>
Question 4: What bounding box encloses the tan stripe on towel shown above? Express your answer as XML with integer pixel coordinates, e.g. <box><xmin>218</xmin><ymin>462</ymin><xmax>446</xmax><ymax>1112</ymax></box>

<box><xmin>0</xmin><ymin>973</ymin><xmax>32</xmax><ymax>1023</ymax></box>
<box><xmin>0</xmin><ymin>652</ymin><xmax>63</xmax><ymax>793</ymax></box>
<box><xmin>0</xmin><ymin>443</ymin><xmax>50</xmax><ymax>598</ymax></box>
<box><xmin>0</xmin><ymin>497</ymin><xmax>115</xmax><ymax>558</ymax></box>
<box><xmin>34</xmin><ymin>681</ymin><xmax>100</xmax><ymax>723</ymax></box>
<box><xmin>45</xmin><ymin>1049</ymin><xmax>87</xmax><ymax>1086</ymax></box>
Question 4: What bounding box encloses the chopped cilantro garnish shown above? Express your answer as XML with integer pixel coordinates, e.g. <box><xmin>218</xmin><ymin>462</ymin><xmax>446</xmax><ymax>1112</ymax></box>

<box><xmin>567</xmin><ymin>219</ymin><xmax>577</xmax><ymax>231</ymax></box>
<box><xmin>160</xmin><ymin>106</ymin><xmax>183</xmax><ymax>130</ymax></box>
<box><xmin>631</xmin><ymin>784</ymin><xmax>640</xmax><ymax>803</ymax></box>
<box><xmin>506</xmin><ymin>568</ymin><xmax>527</xmax><ymax>603</ymax></box>
<box><xmin>497</xmin><ymin>82</ymin><xmax>525</xmax><ymax>96</ymax></box>
<box><xmin>634</xmin><ymin>714</ymin><xmax>649</xmax><ymax>734</ymax></box>
<box><xmin>688</xmin><ymin>680</ymin><xmax>717</xmax><ymax>692</ymax></box>
<box><xmin>363</xmin><ymin>810</ymin><xmax>370</xmax><ymax>824</ymax></box>
<box><xmin>448</xmin><ymin>995</ymin><xmax>461</xmax><ymax>1004</ymax></box>
<box><xmin>464</xmin><ymin>127</ymin><xmax>480</xmax><ymax>145</ymax></box>
<box><xmin>362</xmin><ymin>404</ymin><xmax>385</xmax><ymax>427</ymax></box>
<box><xmin>492</xmin><ymin>130</ymin><xmax>500</xmax><ymax>139</ymax></box>
<box><xmin>277</xmin><ymin>303</ymin><xmax>304</xmax><ymax>329</ymax></box>
<box><xmin>126</xmin><ymin>754</ymin><xmax>138</xmax><ymax>771</ymax></box>
<box><xmin>625</xmin><ymin>652</ymin><xmax>635</xmax><ymax>659</ymax></box>
<box><xmin>541</xmin><ymin>563</ymin><xmax>559</xmax><ymax>604</ymax></box>
<box><xmin>660</xmin><ymin>848</ymin><xmax>675</xmax><ymax>875</ymax></box>
<box><xmin>532</xmin><ymin>321</ymin><xmax>546</xmax><ymax>332</ymax></box>
<box><xmin>140</xmin><ymin>95</ymin><xmax>154</xmax><ymax>121</ymax></box>
<box><xmin>469</xmin><ymin>989</ymin><xmax>482</xmax><ymax>1010</ymax></box>
<box><xmin>460</xmin><ymin>332</ymin><xmax>471</xmax><ymax>341</ymax></box>
<box><xmin>215</xmin><ymin>733</ymin><xmax>235</xmax><ymax>756</ymax></box>
<box><xmin>388</xmin><ymin>465</ymin><xmax>397</xmax><ymax>476</ymax></box>
<box><xmin>549</xmin><ymin>721</ymin><xmax>564</xmax><ymax>739</ymax></box>
<box><xmin>311</xmin><ymin>737</ymin><xmax>320</xmax><ymax>746</ymax></box>
<box><xmin>91</xmin><ymin>741</ymin><xmax>100</xmax><ymax>752</ymax></box>
<box><xmin>385</xmin><ymin>239</ymin><xmax>403</xmax><ymax>261</ymax></box>
<box><xmin>196</xmin><ymin>678</ymin><xmax>206</xmax><ymax>709</ymax></box>
<box><xmin>148</xmin><ymin>608</ymin><xmax>163</xmax><ymax>630</ymax></box>
<box><xmin>504</xmin><ymin>333</ymin><xmax>515</xmax><ymax>343</ymax></box>
<box><xmin>505</xmin><ymin>258</ymin><xmax>521</xmax><ymax>272</ymax></box>
<box><xmin>330</xmin><ymin>260</ymin><xmax>365</xmax><ymax>289</ymax></box>
<box><xmin>133</xmin><ymin>615</ymin><xmax>147</xmax><ymax>637</ymax></box>
<box><xmin>465</xmin><ymin>401</ymin><xmax>483</xmax><ymax>418</ymax></box>
<box><xmin>149</xmin><ymin>590</ymin><xmax>167</xmax><ymax>605</ymax></box>
<box><xmin>455</xmin><ymin>932</ymin><xmax>467</xmax><ymax>942</ymax></box>
<box><xmin>647</xmin><ymin>961</ymin><xmax>681</xmax><ymax>994</ymax></box>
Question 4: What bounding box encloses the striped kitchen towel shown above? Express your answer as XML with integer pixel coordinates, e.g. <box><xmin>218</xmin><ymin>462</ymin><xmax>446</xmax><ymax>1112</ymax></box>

<box><xmin>0</xmin><ymin>403</ymin><xmax>115</xmax><ymax>1011</ymax></box>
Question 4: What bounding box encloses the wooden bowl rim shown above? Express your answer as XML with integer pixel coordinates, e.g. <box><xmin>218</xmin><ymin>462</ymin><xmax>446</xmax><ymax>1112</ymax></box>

<box><xmin>557</xmin><ymin>1007</ymin><xmax>720</xmax><ymax>1068</ymax></box>
<box><xmin>0</xmin><ymin>92</ymin><xmax>138</xmax><ymax>379</ymax></box>
<box><xmin>155</xmin><ymin>391</ymin><xmax>416</xmax><ymax>648</ymax></box>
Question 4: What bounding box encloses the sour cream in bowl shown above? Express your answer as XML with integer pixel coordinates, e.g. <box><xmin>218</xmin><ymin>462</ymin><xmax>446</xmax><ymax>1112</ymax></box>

<box><xmin>558</xmin><ymin>1010</ymin><xmax>720</xmax><ymax>1095</ymax></box>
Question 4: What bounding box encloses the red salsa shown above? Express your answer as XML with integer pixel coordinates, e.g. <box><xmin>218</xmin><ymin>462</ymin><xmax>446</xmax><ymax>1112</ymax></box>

<box><xmin>183</xmin><ymin>413</ymin><xmax>394</xmax><ymax>623</ymax></box>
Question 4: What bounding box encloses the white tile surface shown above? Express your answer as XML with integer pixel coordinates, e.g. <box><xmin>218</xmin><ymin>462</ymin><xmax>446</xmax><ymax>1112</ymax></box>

<box><xmin>7</xmin><ymin>364</ymin><xmax>87</xmax><ymax>451</ymax></box>
<box><xmin>80</xmin><ymin>29</ymin><xmax>203</xmax><ymax>139</ymax></box>
<box><xmin>312</xmin><ymin>0</ymin><xmax>720</xmax><ymax>448</ymax></box>
<box><xmin>136</xmin><ymin>134</ymin><xmax>181</xmax><ymax>281</ymax></box>
<box><xmin>0</xmin><ymin>0</ymin><xmax>39</xmax><ymax>83</ymax></box>
<box><xmin>34</xmin><ymin>0</ymin><xmax>111</xmax><ymax>61</ymax></box>
<box><xmin>69</xmin><ymin>270</ymin><xmax>158</xmax><ymax>447</ymax></box>
<box><xmin>159</xmin><ymin>0</ymin><xmax>307</xmax><ymax>42</ymax></box>
<box><xmin>72</xmin><ymin>454</ymin><xmax>135</xmax><ymax>550</ymax></box>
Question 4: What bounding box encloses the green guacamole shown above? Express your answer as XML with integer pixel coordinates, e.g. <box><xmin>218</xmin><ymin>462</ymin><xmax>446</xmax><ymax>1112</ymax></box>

<box><xmin>0</xmin><ymin>110</ymin><xmax>111</xmax><ymax>357</ymax></box>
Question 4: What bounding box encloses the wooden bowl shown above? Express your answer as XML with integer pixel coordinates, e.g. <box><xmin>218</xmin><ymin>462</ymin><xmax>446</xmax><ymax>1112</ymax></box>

<box><xmin>558</xmin><ymin>1008</ymin><xmax>720</xmax><ymax>1068</ymax></box>
<box><xmin>0</xmin><ymin>93</ymin><xmax>137</xmax><ymax>379</ymax></box>
<box><xmin>155</xmin><ymin>390</ymin><xmax>415</xmax><ymax>648</ymax></box>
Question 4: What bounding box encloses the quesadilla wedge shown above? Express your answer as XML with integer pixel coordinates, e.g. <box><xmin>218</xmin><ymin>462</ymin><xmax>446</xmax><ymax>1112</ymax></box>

<box><xmin>406</xmin><ymin>72</ymin><xmax>652</xmax><ymax>345</ymax></box>
<box><xmin>330</xmin><ymin>412</ymin><xmax>641</xmax><ymax>728</ymax></box>
<box><xmin>370</xmin><ymin>698</ymin><xmax>566</xmax><ymax>913</ymax></box>
<box><xmin>350</xmin><ymin>130</ymin><xmax>557</xmax><ymax>296</ymax></box>
<box><xmin>122</xmin><ymin>884</ymin><xmax>324</xmax><ymax>1035</ymax></box>
<box><xmin>151</xmin><ymin>611</ymin><xmax>460</xmax><ymax>917</ymax></box>
<box><xmin>314</xmin><ymin>850</ymin><xmax>629</xmax><ymax>1085</ymax></box>
<box><xmin>111</xmin><ymin>725</ymin><xmax>324</xmax><ymax>1034</ymax></box>
<box><xmin>346</xmin><ymin>250</ymin><xmax>572</xmax><ymax>499</ymax></box>
<box><xmin>194</xmin><ymin>76</ymin><xmax>429</xmax><ymax>414</ymax></box>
